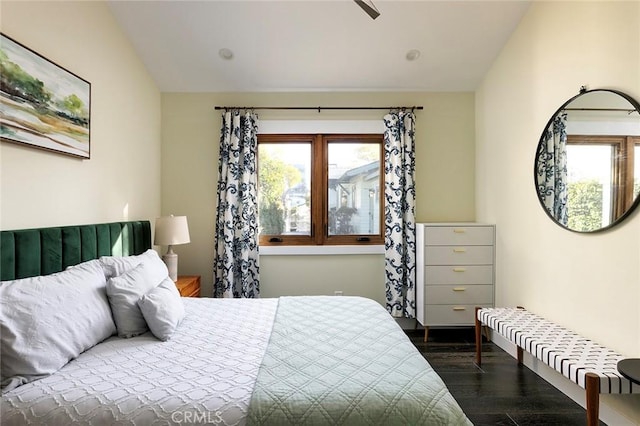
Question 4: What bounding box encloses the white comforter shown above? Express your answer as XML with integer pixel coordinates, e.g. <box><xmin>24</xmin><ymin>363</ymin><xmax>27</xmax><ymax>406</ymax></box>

<box><xmin>1</xmin><ymin>298</ymin><xmax>278</xmax><ymax>426</ymax></box>
<box><xmin>2</xmin><ymin>297</ymin><xmax>472</xmax><ymax>426</ymax></box>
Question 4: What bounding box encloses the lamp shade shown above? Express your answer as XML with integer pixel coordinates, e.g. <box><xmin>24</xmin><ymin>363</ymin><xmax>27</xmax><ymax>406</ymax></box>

<box><xmin>154</xmin><ymin>215</ymin><xmax>190</xmax><ymax>246</ymax></box>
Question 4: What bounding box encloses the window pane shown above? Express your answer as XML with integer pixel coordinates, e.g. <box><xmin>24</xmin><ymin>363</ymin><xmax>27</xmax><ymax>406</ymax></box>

<box><xmin>258</xmin><ymin>143</ymin><xmax>311</xmax><ymax>236</ymax></box>
<box><xmin>566</xmin><ymin>144</ymin><xmax>612</xmax><ymax>231</ymax></box>
<box><xmin>327</xmin><ymin>143</ymin><xmax>380</xmax><ymax>236</ymax></box>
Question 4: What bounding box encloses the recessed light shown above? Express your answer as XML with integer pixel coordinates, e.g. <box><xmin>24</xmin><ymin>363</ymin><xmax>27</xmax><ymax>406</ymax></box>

<box><xmin>406</xmin><ymin>49</ymin><xmax>421</xmax><ymax>61</ymax></box>
<box><xmin>219</xmin><ymin>48</ymin><xmax>234</xmax><ymax>60</ymax></box>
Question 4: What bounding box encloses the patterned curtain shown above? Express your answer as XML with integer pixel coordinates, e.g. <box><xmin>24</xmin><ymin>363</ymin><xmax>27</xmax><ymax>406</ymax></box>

<box><xmin>213</xmin><ymin>110</ymin><xmax>260</xmax><ymax>298</ymax></box>
<box><xmin>536</xmin><ymin>113</ymin><xmax>568</xmax><ymax>225</ymax></box>
<box><xmin>383</xmin><ymin>110</ymin><xmax>417</xmax><ymax>318</ymax></box>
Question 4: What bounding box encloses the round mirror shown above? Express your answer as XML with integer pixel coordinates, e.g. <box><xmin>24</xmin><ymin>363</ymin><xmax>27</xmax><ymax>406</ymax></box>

<box><xmin>534</xmin><ymin>88</ymin><xmax>640</xmax><ymax>232</ymax></box>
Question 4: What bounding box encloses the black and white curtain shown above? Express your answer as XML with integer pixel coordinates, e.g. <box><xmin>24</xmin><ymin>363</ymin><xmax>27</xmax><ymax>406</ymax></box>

<box><xmin>383</xmin><ymin>110</ymin><xmax>416</xmax><ymax>318</ymax></box>
<box><xmin>213</xmin><ymin>110</ymin><xmax>260</xmax><ymax>298</ymax></box>
<box><xmin>536</xmin><ymin>113</ymin><xmax>568</xmax><ymax>225</ymax></box>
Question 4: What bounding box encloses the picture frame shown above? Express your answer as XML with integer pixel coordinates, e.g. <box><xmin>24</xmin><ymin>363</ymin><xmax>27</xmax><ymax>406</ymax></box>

<box><xmin>0</xmin><ymin>33</ymin><xmax>91</xmax><ymax>159</ymax></box>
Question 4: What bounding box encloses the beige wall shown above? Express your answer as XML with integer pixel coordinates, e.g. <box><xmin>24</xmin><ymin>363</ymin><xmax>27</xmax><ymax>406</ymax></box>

<box><xmin>0</xmin><ymin>1</ymin><xmax>161</xmax><ymax>230</ymax></box>
<box><xmin>476</xmin><ymin>1</ymin><xmax>640</xmax><ymax>423</ymax></box>
<box><xmin>161</xmin><ymin>92</ymin><xmax>475</xmax><ymax>301</ymax></box>
<box><xmin>4</xmin><ymin>0</ymin><xmax>637</xmax><ymax>421</ymax></box>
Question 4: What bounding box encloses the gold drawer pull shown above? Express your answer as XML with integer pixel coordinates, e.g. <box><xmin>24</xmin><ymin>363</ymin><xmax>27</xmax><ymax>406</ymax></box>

<box><xmin>453</xmin><ymin>268</ymin><xmax>466</xmax><ymax>272</ymax></box>
<box><xmin>453</xmin><ymin>228</ymin><xmax>466</xmax><ymax>233</ymax></box>
<box><xmin>453</xmin><ymin>307</ymin><xmax>466</xmax><ymax>311</ymax></box>
<box><xmin>453</xmin><ymin>248</ymin><xmax>466</xmax><ymax>253</ymax></box>
<box><xmin>452</xmin><ymin>287</ymin><xmax>466</xmax><ymax>292</ymax></box>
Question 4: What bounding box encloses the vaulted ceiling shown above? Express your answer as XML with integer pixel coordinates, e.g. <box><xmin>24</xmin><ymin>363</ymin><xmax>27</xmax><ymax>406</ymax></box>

<box><xmin>108</xmin><ymin>0</ymin><xmax>531</xmax><ymax>92</ymax></box>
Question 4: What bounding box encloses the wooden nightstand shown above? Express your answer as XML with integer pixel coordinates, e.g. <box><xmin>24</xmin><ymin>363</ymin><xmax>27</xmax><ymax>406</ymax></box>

<box><xmin>175</xmin><ymin>275</ymin><xmax>201</xmax><ymax>297</ymax></box>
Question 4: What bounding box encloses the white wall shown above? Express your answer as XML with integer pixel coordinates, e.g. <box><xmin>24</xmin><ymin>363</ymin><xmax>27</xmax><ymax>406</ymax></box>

<box><xmin>161</xmin><ymin>92</ymin><xmax>476</xmax><ymax>302</ymax></box>
<box><xmin>476</xmin><ymin>1</ymin><xmax>640</xmax><ymax>423</ymax></box>
<box><xmin>0</xmin><ymin>1</ymin><xmax>161</xmax><ymax>230</ymax></box>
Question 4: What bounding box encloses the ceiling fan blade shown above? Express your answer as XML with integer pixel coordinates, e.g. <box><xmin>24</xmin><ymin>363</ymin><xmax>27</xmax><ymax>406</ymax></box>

<box><xmin>354</xmin><ymin>0</ymin><xmax>380</xmax><ymax>20</ymax></box>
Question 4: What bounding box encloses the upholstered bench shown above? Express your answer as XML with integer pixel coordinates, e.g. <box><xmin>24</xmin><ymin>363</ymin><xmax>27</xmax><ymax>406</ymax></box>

<box><xmin>474</xmin><ymin>307</ymin><xmax>638</xmax><ymax>426</ymax></box>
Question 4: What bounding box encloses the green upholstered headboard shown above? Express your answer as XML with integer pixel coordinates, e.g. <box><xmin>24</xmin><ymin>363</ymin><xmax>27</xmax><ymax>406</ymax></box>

<box><xmin>0</xmin><ymin>221</ymin><xmax>151</xmax><ymax>281</ymax></box>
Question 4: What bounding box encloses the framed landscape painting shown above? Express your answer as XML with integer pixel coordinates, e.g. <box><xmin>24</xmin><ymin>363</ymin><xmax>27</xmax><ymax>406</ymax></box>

<box><xmin>0</xmin><ymin>33</ymin><xmax>91</xmax><ymax>159</ymax></box>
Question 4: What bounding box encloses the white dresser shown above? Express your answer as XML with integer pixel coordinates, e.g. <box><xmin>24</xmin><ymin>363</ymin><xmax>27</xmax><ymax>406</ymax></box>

<box><xmin>416</xmin><ymin>223</ymin><xmax>495</xmax><ymax>341</ymax></box>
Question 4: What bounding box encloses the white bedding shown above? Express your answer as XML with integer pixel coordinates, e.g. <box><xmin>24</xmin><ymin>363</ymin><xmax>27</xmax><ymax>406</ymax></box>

<box><xmin>1</xmin><ymin>298</ymin><xmax>278</xmax><ymax>426</ymax></box>
<box><xmin>2</xmin><ymin>296</ymin><xmax>471</xmax><ymax>426</ymax></box>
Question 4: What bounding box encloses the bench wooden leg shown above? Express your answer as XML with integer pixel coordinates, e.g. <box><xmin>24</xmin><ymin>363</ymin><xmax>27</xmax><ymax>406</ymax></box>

<box><xmin>483</xmin><ymin>325</ymin><xmax>491</xmax><ymax>342</ymax></box>
<box><xmin>423</xmin><ymin>326</ymin><xmax>429</xmax><ymax>342</ymax></box>
<box><xmin>511</xmin><ymin>307</ymin><xmax>525</xmax><ymax>365</ymax></box>
<box><xmin>475</xmin><ymin>307</ymin><xmax>482</xmax><ymax>366</ymax></box>
<box><xmin>585</xmin><ymin>372</ymin><xmax>599</xmax><ymax>426</ymax></box>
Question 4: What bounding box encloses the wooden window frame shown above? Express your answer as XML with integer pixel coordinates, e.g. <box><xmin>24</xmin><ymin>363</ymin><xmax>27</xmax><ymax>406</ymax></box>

<box><xmin>258</xmin><ymin>133</ymin><xmax>384</xmax><ymax>247</ymax></box>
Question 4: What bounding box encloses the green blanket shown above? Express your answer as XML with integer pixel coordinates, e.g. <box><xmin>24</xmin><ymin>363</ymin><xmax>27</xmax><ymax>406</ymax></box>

<box><xmin>248</xmin><ymin>296</ymin><xmax>472</xmax><ymax>426</ymax></box>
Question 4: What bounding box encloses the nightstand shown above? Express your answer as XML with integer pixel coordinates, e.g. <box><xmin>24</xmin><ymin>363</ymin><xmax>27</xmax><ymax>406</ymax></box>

<box><xmin>175</xmin><ymin>275</ymin><xmax>201</xmax><ymax>297</ymax></box>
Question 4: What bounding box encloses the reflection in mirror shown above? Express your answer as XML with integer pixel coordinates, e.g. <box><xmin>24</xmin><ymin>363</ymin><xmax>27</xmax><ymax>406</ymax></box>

<box><xmin>535</xmin><ymin>89</ymin><xmax>640</xmax><ymax>232</ymax></box>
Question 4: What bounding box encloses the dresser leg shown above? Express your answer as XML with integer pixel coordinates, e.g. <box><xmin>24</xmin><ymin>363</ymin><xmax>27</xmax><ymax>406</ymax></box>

<box><xmin>475</xmin><ymin>308</ymin><xmax>482</xmax><ymax>366</ymax></box>
<box><xmin>423</xmin><ymin>326</ymin><xmax>429</xmax><ymax>342</ymax></box>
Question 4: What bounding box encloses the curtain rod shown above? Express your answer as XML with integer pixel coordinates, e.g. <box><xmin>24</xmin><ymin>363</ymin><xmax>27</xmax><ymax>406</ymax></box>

<box><xmin>563</xmin><ymin>107</ymin><xmax>638</xmax><ymax>114</ymax></box>
<box><xmin>214</xmin><ymin>106</ymin><xmax>423</xmax><ymax>112</ymax></box>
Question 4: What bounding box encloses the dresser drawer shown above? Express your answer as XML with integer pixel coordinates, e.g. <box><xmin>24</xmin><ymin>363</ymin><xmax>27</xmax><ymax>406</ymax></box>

<box><xmin>425</xmin><ymin>304</ymin><xmax>492</xmax><ymax>325</ymax></box>
<box><xmin>425</xmin><ymin>265</ymin><xmax>493</xmax><ymax>285</ymax></box>
<box><xmin>424</xmin><ymin>226</ymin><xmax>494</xmax><ymax>246</ymax></box>
<box><xmin>424</xmin><ymin>284</ymin><xmax>493</xmax><ymax>304</ymax></box>
<box><xmin>425</xmin><ymin>246</ymin><xmax>493</xmax><ymax>265</ymax></box>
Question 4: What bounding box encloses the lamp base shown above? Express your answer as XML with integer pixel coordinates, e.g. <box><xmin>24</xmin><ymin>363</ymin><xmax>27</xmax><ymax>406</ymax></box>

<box><xmin>162</xmin><ymin>247</ymin><xmax>178</xmax><ymax>282</ymax></box>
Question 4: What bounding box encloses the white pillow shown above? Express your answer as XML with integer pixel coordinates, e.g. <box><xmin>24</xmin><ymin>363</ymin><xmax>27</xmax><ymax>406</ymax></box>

<box><xmin>100</xmin><ymin>249</ymin><xmax>165</xmax><ymax>279</ymax></box>
<box><xmin>105</xmin><ymin>257</ymin><xmax>169</xmax><ymax>338</ymax></box>
<box><xmin>65</xmin><ymin>258</ymin><xmax>105</xmax><ymax>273</ymax></box>
<box><xmin>138</xmin><ymin>277</ymin><xmax>185</xmax><ymax>341</ymax></box>
<box><xmin>0</xmin><ymin>261</ymin><xmax>116</xmax><ymax>392</ymax></box>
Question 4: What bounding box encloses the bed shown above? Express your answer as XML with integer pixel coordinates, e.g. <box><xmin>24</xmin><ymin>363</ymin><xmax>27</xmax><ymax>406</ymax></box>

<box><xmin>0</xmin><ymin>221</ymin><xmax>472</xmax><ymax>425</ymax></box>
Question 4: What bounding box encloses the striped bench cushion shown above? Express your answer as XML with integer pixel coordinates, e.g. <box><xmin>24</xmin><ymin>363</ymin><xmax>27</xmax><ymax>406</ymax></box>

<box><xmin>478</xmin><ymin>308</ymin><xmax>638</xmax><ymax>394</ymax></box>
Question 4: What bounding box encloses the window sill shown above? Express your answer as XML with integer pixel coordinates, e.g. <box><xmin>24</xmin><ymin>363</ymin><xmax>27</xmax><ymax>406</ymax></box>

<box><xmin>259</xmin><ymin>245</ymin><xmax>384</xmax><ymax>256</ymax></box>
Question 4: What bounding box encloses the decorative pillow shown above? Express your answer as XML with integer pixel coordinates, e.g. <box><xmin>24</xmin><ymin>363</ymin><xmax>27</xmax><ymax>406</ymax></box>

<box><xmin>0</xmin><ymin>261</ymin><xmax>116</xmax><ymax>392</ymax></box>
<box><xmin>65</xmin><ymin>258</ymin><xmax>105</xmax><ymax>273</ymax></box>
<box><xmin>138</xmin><ymin>277</ymin><xmax>185</xmax><ymax>341</ymax></box>
<box><xmin>100</xmin><ymin>249</ymin><xmax>165</xmax><ymax>279</ymax></box>
<box><xmin>105</xmin><ymin>258</ymin><xmax>169</xmax><ymax>338</ymax></box>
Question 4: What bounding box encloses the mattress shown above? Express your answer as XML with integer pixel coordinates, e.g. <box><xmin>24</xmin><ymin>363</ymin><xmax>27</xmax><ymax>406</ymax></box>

<box><xmin>1</xmin><ymin>296</ymin><xmax>471</xmax><ymax>425</ymax></box>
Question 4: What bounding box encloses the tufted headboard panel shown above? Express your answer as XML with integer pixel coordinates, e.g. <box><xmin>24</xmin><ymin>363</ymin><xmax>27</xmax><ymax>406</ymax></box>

<box><xmin>0</xmin><ymin>221</ymin><xmax>151</xmax><ymax>281</ymax></box>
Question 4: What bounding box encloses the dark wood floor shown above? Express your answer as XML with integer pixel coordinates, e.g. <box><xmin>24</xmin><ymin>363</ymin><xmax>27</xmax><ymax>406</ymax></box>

<box><xmin>406</xmin><ymin>328</ymin><xmax>606</xmax><ymax>426</ymax></box>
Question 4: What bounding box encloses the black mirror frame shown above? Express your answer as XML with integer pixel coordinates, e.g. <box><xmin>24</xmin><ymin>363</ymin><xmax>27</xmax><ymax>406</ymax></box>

<box><xmin>534</xmin><ymin>87</ymin><xmax>640</xmax><ymax>233</ymax></box>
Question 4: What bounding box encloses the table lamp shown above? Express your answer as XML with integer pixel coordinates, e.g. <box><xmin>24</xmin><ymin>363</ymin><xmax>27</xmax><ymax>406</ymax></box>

<box><xmin>154</xmin><ymin>215</ymin><xmax>190</xmax><ymax>281</ymax></box>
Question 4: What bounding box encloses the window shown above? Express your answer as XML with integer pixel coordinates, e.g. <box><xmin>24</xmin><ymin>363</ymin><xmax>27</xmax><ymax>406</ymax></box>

<box><xmin>258</xmin><ymin>134</ymin><xmax>384</xmax><ymax>246</ymax></box>
<box><xmin>566</xmin><ymin>135</ymin><xmax>640</xmax><ymax>231</ymax></box>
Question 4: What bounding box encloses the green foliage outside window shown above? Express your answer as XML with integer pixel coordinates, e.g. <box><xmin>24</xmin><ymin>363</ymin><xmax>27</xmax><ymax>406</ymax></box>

<box><xmin>567</xmin><ymin>179</ymin><xmax>603</xmax><ymax>232</ymax></box>
<box><xmin>258</xmin><ymin>151</ymin><xmax>302</xmax><ymax>235</ymax></box>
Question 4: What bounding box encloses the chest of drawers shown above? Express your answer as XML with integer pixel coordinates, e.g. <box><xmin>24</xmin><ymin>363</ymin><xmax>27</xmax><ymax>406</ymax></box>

<box><xmin>416</xmin><ymin>223</ymin><xmax>495</xmax><ymax>341</ymax></box>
